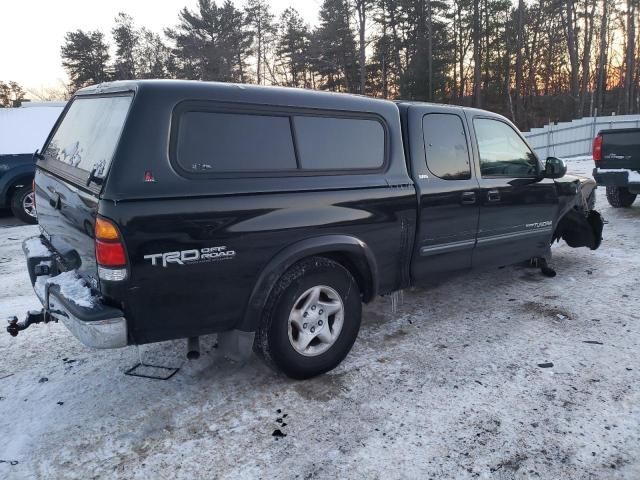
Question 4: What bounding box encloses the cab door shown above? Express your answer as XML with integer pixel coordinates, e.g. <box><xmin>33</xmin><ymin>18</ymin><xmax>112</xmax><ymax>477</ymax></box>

<box><xmin>405</xmin><ymin>105</ymin><xmax>480</xmax><ymax>283</ymax></box>
<box><xmin>466</xmin><ymin>114</ymin><xmax>559</xmax><ymax>268</ymax></box>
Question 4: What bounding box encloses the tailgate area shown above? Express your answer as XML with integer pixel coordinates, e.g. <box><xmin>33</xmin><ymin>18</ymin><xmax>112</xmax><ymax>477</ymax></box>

<box><xmin>21</xmin><ymin>236</ymin><xmax>128</xmax><ymax>348</ymax></box>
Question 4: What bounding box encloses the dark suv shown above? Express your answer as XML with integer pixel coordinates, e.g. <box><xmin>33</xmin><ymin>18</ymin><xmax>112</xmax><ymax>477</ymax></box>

<box><xmin>10</xmin><ymin>80</ymin><xmax>603</xmax><ymax>379</ymax></box>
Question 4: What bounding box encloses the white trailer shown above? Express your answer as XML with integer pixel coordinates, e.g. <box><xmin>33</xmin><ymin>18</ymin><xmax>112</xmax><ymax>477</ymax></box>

<box><xmin>0</xmin><ymin>102</ymin><xmax>66</xmax><ymax>155</ymax></box>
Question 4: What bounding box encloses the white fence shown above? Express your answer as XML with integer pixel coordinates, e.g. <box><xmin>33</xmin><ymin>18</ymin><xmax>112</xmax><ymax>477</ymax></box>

<box><xmin>523</xmin><ymin>114</ymin><xmax>640</xmax><ymax>159</ymax></box>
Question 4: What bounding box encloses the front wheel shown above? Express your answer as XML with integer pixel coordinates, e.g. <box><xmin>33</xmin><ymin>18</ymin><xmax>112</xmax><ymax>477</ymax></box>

<box><xmin>254</xmin><ymin>257</ymin><xmax>362</xmax><ymax>379</ymax></box>
<box><xmin>10</xmin><ymin>185</ymin><xmax>37</xmax><ymax>224</ymax></box>
<box><xmin>606</xmin><ymin>186</ymin><xmax>637</xmax><ymax>208</ymax></box>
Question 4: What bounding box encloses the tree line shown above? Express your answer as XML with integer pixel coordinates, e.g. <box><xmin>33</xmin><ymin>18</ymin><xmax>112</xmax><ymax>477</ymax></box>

<box><xmin>53</xmin><ymin>0</ymin><xmax>640</xmax><ymax>130</ymax></box>
<box><xmin>0</xmin><ymin>81</ymin><xmax>26</xmax><ymax>107</ymax></box>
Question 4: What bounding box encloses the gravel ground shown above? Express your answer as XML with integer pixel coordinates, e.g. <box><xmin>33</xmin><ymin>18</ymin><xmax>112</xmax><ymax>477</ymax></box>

<box><xmin>0</xmin><ymin>161</ymin><xmax>639</xmax><ymax>479</ymax></box>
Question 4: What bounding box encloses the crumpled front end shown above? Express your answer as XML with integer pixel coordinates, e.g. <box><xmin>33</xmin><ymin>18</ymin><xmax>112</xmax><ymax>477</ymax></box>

<box><xmin>553</xmin><ymin>176</ymin><xmax>604</xmax><ymax>250</ymax></box>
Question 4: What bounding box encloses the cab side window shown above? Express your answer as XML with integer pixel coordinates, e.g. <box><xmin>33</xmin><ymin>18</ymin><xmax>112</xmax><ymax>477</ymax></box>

<box><xmin>422</xmin><ymin>113</ymin><xmax>471</xmax><ymax>180</ymax></box>
<box><xmin>474</xmin><ymin>118</ymin><xmax>539</xmax><ymax>178</ymax></box>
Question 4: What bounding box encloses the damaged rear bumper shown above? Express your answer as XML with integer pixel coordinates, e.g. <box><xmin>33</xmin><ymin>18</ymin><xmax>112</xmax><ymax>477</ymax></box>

<box><xmin>21</xmin><ymin>236</ymin><xmax>128</xmax><ymax>349</ymax></box>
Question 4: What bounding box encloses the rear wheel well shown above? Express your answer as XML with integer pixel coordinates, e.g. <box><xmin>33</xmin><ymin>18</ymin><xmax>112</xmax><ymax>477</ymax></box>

<box><xmin>316</xmin><ymin>251</ymin><xmax>374</xmax><ymax>303</ymax></box>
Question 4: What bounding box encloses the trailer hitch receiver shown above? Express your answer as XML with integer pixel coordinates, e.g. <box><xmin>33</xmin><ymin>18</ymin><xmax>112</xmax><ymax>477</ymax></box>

<box><xmin>6</xmin><ymin>310</ymin><xmax>49</xmax><ymax>337</ymax></box>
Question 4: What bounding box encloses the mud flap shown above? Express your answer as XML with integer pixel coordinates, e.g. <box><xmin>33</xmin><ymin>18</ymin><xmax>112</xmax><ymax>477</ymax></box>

<box><xmin>557</xmin><ymin>210</ymin><xmax>603</xmax><ymax>250</ymax></box>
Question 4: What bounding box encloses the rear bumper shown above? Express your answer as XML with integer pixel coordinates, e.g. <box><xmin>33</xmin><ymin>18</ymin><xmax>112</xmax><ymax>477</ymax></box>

<box><xmin>593</xmin><ymin>168</ymin><xmax>640</xmax><ymax>191</ymax></box>
<box><xmin>23</xmin><ymin>236</ymin><xmax>128</xmax><ymax>349</ymax></box>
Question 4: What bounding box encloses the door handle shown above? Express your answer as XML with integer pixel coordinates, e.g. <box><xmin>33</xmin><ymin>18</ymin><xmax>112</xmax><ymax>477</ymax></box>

<box><xmin>49</xmin><ymin>193</ymin><xmax>61</xmax><ymax>210</ymax></box>
<box><xmin>461</xmin><ymin>191</ymin><xmax>476</xmax><ymax>205</ymax></box>
<box><xmin>487</xmin><ymin>190</ymin><xmax>501</xmax><ymax>202</ymax></box>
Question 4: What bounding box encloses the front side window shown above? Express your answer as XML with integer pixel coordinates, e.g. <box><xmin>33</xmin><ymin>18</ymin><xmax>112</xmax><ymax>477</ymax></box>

<box><xmin>474</xmin><ymin>118</ymin><xmax>539</xmax><ymax>178</ymax></box>
<box><xmin>44</xmin><ymin>95</ymin><xmax>132</xmax><ymax>178</ymax></box>
<box><xmin>422</xmin><ymin>113</ymin><xmax>471</xmax><ymax>180</ymax></box>
<box><xmin>176</xmin><ymin>112</ymin><xmax>297</xmax><ymax>173</ymax></box>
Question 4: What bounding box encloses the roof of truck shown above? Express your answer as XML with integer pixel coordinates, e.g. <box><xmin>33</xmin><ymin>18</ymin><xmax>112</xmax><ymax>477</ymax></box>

<box><xmin>75</xmin><ymin>80</ymin><xmax>398</xmax><ymax>115</ymax></box>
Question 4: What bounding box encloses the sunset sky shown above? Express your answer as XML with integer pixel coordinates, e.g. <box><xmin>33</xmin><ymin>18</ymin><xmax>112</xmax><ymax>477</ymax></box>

<box><xmin>0</xmin><ymin>0</ymin><xmax>321</xmax><ymax>91</ymax></box>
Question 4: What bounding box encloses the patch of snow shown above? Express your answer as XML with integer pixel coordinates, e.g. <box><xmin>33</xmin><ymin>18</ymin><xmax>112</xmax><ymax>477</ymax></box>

<box><xmin>595</xmin><ymin>168</ymin><xmax>640</xmax><ymax>183</ymax></box>
<box><xmin>33</xmin><ymin>275</ymin><xmax>49</xmax><ymax>302</ymax></box>
<box><xmin>23</xmin><ymin>237</ymin><xmax>50</xmax><ymax>258</ymax></box>
<box><xmin>565</xmin><ymin>155</ymin><xmax>593</xmax><ymax>162</ymax></box>
<box><xmin>1</xmin><ymin>193</ymin><xmax>640</xmax><ymax>479</ymax></box>
<box><xmin>34</xmin><ymin>271</ymin><xmax>95</xmax><ymax>308</ymax></box>
<box><xmin>564</xmin><ymin>157</ymin><xmax>595</xmax><ymax>179</ymax></box>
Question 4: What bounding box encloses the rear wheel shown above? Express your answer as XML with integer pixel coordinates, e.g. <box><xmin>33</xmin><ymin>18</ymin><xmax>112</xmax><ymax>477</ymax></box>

<box><xmin>606</xmin><ymin>186</ymin><xmax>637</xmax><ymax>208</ymax></box>
<box><xmin>254</xmin><ymin>256</ymin><xmax>362</xmax><ymax>379</ymax></box>
<box><xmin>10</xmin><ymin>185</ymin><xmax>37</xmax><ymax>224</ymax></box>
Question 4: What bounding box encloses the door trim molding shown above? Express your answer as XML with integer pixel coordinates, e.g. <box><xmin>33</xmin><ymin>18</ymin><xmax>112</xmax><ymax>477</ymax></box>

<box><xmin>420</xmin><ymin>239</ymin><xmax>476</xmax><ymax>256</ymax></box>
<box><xmin>476</xmin><ymin>227</ymin><xmax>553</xmax><ymax>245</ymax></box>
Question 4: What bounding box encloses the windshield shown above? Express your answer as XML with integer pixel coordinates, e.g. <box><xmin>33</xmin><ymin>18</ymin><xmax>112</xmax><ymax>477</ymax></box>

<box><xmin>43</xmin><ymin>95</ymin><xmax>132</xmax><ymax>180</ymax></box>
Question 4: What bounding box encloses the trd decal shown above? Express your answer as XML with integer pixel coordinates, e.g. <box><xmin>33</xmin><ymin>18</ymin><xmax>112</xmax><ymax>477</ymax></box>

<box><xmin>525</xmin><ymin>221</ymin><xmax>552</xmax><ymax>229</ymax></box>
<box><xmin>144</xmin><ymin>246</ymin><xmax>236</xmax><ymax>267</ymax></box>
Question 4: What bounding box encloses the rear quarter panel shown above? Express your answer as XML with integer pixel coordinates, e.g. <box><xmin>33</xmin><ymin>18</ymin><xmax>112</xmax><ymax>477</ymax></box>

<box><xmin>101</xmin><ymin>186</ymin><xmax>415</xmax><ymax>343</ymax></box>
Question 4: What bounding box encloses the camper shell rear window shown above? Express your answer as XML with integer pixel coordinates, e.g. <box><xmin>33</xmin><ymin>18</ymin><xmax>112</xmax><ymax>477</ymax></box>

<box><xmin>41</xmin><ymin>94</ymin><xmax>133</xmax><ymax>186</ymax></box>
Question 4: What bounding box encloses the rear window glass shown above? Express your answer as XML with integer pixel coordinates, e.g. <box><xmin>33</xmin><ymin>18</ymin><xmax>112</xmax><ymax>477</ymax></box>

<box><xmin>43</xmin><ymin>95</ymin><xmax>132</xmax><ymax>178</ymax></box>
<box><xmin>422</xmin><ymin>113</ymin><xmax>471</xmax><ymax>180</ymax></box>
<box><xmin>176</xmin><ymin>112</ymin><xmax>297</xmax><ymax>172</ymax></box>
<box><xmin>293</xmin><ymin>116</ymin><xmax>384</xmax><ymax>170</ymax></box>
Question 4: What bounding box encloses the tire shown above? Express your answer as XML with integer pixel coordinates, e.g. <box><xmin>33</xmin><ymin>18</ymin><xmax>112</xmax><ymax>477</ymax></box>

<box><xmin>10</xmin><ymin>185</ymin><xmax>37</xmax><ymax>224</ymax></box>
<box><xmin>254</xmin><ymin>256</ymin><xmax>362</xmax><ymax>379</ymax></box>
<box><xmin>606</xmin><ymin>186</ymin><xmax>637</xmax><ymax>208</ymax></box>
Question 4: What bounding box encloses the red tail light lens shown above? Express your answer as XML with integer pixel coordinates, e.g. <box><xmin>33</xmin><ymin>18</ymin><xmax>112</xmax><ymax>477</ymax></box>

<box><xmin>593</xmin><ymin>135</ymin><xmax>603</xmax><ymax>162</ymax></box>
<box><xmin>96</xmin><ymin>240</ymin><xmax>126</xmax><ymax>266</ymax></box>
<box><xmin>95</xmin><ymin>217</ymin><xmax>127</xmax><ymax>274</ymax></box>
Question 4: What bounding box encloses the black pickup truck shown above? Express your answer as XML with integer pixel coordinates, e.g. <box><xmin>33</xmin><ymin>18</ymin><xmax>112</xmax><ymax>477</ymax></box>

<box><xmin>8</xmin><ymin>81</ymin><xmax>603</xmax><ymax>379</ymax></box>
<box><xmin>593</xmin><ymin>128</ymin><xmax>640</xmax><ymax>207</ymax></box>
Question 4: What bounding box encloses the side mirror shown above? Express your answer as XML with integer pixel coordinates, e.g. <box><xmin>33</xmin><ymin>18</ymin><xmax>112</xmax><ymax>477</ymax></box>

<box><xmin>544</xmin><ymin>157</ymin><xmax>567</xmax><ymax>179</ymax></box>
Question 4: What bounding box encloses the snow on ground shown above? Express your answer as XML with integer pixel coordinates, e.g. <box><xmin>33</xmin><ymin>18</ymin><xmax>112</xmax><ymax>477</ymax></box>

<box><xmin>1</xmin><ymin>159</ymin><xmax>639</xmax><ymax>479</ymax></box>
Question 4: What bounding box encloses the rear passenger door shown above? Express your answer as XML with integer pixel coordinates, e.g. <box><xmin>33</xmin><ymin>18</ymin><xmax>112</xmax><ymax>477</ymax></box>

<box><xmin>467</xmin><ymin>114</ymin><xmax>559</xmax><ymax>267</ymax></box>
<box><xmin>406</xmin><ymin>105</ymin><xmax>480</xmax><ymax>283</ymax></box>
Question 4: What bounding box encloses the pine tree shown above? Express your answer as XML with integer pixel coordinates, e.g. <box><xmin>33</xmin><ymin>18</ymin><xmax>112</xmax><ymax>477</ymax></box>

<box><xmin>0</xmin><ymin>81</ymin><xmax>26</xmax><ymax>107</ymax></box>
<box><xmin>313</xmin><ymin>0</ymin><xmax>359</xmax><ymax>92</ymax></box>
<box><xmin>61</xmin><ymin>30</ymin><xmax>112</xmax><ymax>90</ymax></box>
<box><xmin>166</xmin><ymin>0</ymin><xmax>252</xmax><ymax>82</ymax></box>
<box><xmin>136</xmin><ymin>28</ymin><xmax>172</xmax><ymax>79</ymax></box>
<box><xmin>112</xmin><ymin>13</ymin><xmax>139</xmax><ymax>80</ymax></box>
<box><xmin>276</xmin><ymin>8</ymin><xmax>311</xmax><ymax>88</ymax></box>
<box><xmin>245</xmin><ymin>0</ymin><xmax>276</xmax><ymax>84</ymax></box>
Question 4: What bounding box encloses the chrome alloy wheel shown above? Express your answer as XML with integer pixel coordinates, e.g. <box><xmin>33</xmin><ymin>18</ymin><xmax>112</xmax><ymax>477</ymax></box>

<box><xmin>287</xmin><ymin>285</ymin><xmax>344</xmax><ymax>357</ymax></box>
<box><xmin>22</xmin><ymin>192</ymin><xmax>36</xmax><ymax>218</ymax></box>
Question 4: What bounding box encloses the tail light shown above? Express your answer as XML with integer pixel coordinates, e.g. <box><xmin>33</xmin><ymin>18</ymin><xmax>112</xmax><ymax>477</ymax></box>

<box><xmin>593</xmin><ymin>135</ymin><xmax>603</xmax><ymax>162</ymax></box>
<box><xmin>95</xmin><ymin>217</ymin><xmax>127</xmax><ymax>281</ymax></box>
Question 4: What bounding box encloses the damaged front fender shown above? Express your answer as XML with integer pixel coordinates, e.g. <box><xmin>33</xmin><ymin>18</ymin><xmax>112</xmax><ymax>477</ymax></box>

<box><xmin>553</xmin><ymin>209</ymin><xmax>604</xmax><ymax>250</ymax></box>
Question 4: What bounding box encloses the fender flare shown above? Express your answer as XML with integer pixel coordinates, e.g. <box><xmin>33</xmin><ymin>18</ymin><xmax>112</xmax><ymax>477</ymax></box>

<box><xmin>238</xmin><ymin>235</ymin><xmax>378</xmax><ymax>332</ymax></box>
